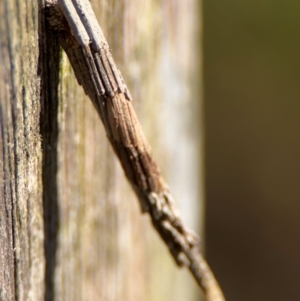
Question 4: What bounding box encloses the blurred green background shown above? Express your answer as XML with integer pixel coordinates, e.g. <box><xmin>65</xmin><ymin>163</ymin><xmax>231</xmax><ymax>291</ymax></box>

<box><xmin>203</xmin><ymin>1</ymin><xmax>300</xmax><ymax>300</ymax></box>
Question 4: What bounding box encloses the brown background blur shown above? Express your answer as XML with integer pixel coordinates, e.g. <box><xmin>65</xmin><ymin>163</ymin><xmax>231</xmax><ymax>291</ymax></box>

<box><xmin>204</xmin><ymin>1</ymin><xmax>300</xmax><ymax>300</ymax></box>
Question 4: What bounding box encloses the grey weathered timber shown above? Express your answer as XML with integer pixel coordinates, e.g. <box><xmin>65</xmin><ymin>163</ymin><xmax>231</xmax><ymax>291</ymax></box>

<box><xmin>0</xmin><ymin>1</ymin><xmax>46</xmax><ymax>300</ymax></box>
<box><xmin>0</xmin><ymin>0</ymin><xmax>204</xmax><ymax>300</ymax></box>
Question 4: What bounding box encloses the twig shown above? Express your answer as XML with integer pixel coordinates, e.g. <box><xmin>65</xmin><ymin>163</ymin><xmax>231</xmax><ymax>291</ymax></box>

<box><xmin>45</xmin><ymin>1</ymin><xmax>226</xmax><ymax>300</ymax></box>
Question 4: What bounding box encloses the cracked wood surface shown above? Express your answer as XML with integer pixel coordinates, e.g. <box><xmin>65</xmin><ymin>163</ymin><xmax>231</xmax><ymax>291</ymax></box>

<box><xmin>0</xmin><ymin>1</ymin><xmax>45</xmax><ymax>300</ymax></box>
<box><xmin>0</xmin><ymin>0</ymin><xmax>206</xmax><ymax>300</ymax></box>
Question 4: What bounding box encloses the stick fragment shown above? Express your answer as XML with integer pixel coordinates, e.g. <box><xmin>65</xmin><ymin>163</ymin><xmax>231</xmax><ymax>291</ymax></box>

<box><xmin>45</xmin><ymin>1</ymin><xmax>226</xmax><ymax>300</ymax></box>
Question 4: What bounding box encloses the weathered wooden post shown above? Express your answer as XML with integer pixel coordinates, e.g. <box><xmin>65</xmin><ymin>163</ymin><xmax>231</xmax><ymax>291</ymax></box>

<box><xmin>0</xmin><ymin>1</ymin><xmax>203</xmax><ymax>300</ymax></box>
